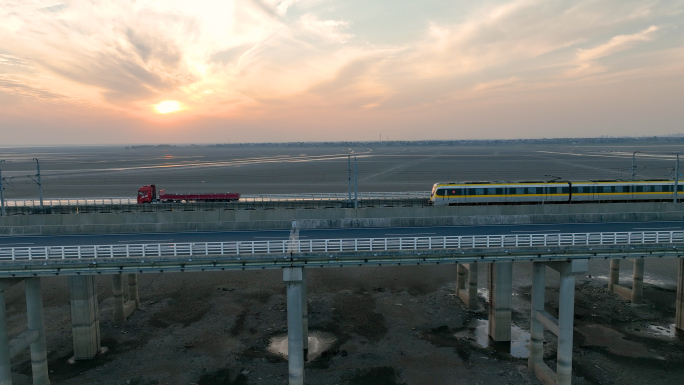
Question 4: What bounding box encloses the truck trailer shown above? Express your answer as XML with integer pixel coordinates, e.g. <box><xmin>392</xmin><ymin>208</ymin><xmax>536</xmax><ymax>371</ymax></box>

<box><xmin>137</xmin><ymin>185</ymin><xmax>240</xmax><ymax>204</ymax></box>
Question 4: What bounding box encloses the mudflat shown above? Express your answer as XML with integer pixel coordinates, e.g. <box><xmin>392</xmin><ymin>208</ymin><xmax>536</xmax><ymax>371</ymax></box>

<box><xmin>1</xmin><ymin>140</ymin><xmax>684</xmax><ymax>384</ymax></box>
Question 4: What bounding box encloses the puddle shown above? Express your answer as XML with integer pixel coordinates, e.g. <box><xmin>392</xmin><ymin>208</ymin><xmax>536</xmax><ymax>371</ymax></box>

<box><xmin>647</xmin><ymin>324</ymin><xmax>679</xmax><ymax>339</ymax></box>
<box><xmin>267</xmin><ymin>331</ymin><xmax>337</xmax><ymax>360</ymax></box>
<box><xmin>455</xmin><ymin>319</ymin><xmax>530</xmax><ymax>358</ymax></box>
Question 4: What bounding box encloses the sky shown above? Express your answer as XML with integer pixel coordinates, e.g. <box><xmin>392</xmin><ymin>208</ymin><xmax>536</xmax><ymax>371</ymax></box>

<box><xmin>1</xmin><ymin>0</ymin><xmax>683</xmax><ymax>145</ymax></box>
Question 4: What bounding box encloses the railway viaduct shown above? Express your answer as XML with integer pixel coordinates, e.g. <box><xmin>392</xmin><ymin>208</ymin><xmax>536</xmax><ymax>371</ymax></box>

<box><xmin>1</xmin><ymin>201</ymin><xmax>684</xmax><ymax>385</ymax></box>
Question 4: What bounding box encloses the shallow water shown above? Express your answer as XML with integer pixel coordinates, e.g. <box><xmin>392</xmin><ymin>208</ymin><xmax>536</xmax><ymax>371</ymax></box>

<box><xmin>455</xmin><ymin>319</ymin><xmax>530</xmax><ymax>358</ymax></box>
<box><xmin>267</xmin><ymin>331</ymin><xmax>337</xmax><ymax>360</ymax></box>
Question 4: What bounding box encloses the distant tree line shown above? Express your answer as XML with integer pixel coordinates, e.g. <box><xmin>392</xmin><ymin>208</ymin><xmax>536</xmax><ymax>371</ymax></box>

<box><xmin>126</xmin><ymin>135</ymin><xmax>684</xmax><ymax>150</ymax></box>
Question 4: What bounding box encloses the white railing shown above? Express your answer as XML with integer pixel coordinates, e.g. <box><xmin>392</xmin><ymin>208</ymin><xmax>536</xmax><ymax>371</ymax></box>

<box><xmin>1</xmin><ymin>191</ymin><xmax>430</xmax><ymax>207</ymax></box>
<box><xmin>1</xmin><ymin>231</ymin><xmax>681</xmax><ymax>262</ymax></box>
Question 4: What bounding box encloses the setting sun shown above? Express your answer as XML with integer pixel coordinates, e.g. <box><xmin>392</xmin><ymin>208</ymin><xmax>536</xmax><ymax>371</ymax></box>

<box><xmin>154</xmin><ymin>100</ymin><xmax>181</xmax><ymax>114</ymax></box>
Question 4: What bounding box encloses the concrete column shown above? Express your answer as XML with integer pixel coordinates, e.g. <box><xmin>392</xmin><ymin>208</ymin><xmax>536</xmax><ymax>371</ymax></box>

<box><xmin>301</xmin><ymin>269</ymin><xmax>308</xmax><ymax>361</ymax></box>
<box><xmin>456</xmin><ymin>263</ymin><xmax>479</xmax><ymax>309</ymax></box>
<box><xmin>467</xmin><ymin>263</ymin><xmax>479</xmax><ymax>309</ymax></box>
<box><xmin>609</xmin><ymin>258</ymin><xmax>644</xmax><ymax>303</ymax></box>
<box><xmin>0</xmin><ymin>292</ymin><xmax>10</xmax><ymax>385</ymax></box>
<box><xmin>676</xmin><ymin>258</ymin><xmax>684</xmax><ymax>331</ymax></box>
<box><xmin>528</xmin><ymin>263</ymin><xmax>547</xmax><ymax>380</ymax></box>
<box><xmin>112</xmin><ymin>275</ymin><xmax>125</xmax><ymax>324</ymax></box>
<box><xmin>608</xmin><ymin>259</ymin><xmax>620</xmax><ymax>292</ymax></box>
<box><xmin>1</xmin><ymin>279</ymin><xmax>24</xmax><ymax>385</ymax></box>
<box><xmin>488</xmin><ymin>262</ymin><xmax>512</xmax><ymax>342</ymax></box>
<box><xmin>631</xmin><ymin>259</ymin><xmax>644</xmax><ymax>304</ymax></box>
<box><xmin>456</xmin><ymin>264</ymin><xmax>466</xmax><ymax>292</ymax></box>
<box><xmin>25</xmin><ymin>278</ymin><xmax>50</xmax><ymax>385</ymax></box>
<box><xmin>69</xmin><ymin>276</ymin><xmax>100</xmax><ymax>360</ymax></box>
<box><xmin>529</xmin><ymin>260</ymin><xmax>587</xmax><ymax>385</ymax></box>
<box><xmin>283</xmin><ymin>267</ymin><xmax>304</xmax><ymax>385</ymax></box>
<box><xmin>556</xmin><ymin>271</ymin><xmax>576</xmax><ymax>385</ymax></box>
<box><xmin>127</xmin><ymin>274</ymin><xmax>140</xmax><ymax>309</ymax></box>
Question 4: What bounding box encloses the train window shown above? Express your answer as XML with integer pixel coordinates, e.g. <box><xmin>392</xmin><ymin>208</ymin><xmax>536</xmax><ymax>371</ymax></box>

<box><xmin>615</xmin><ymin>186</ymin><xmax>623</xmax><ymax>193</ymax></box>
<box><xmin>643</xmin><ymin>186</ymin><xmax>651</xmax><ymax>192</ymax></box>
<box><xmin>571</xmin><ymin>187</ymin><xmax>578</xmax><ymax>194</ymax></box>
<box><xmin>562</xmin><ymin>187</ymin><xmax>569</xmax><ymax>194</ymax></box>
<box><xmin>488</xmin><ymin>188</ymin><xmax>496</xmax><ymax>195</ymax></box>
<box><xmin>516</xmin><ymin>187</ymin><xmax>524</xmax><ymax>195</ymax></box>
<box><xmin>602</xmin><ymin>186</ymin><xmax>612</xmax><ymax>193</ymax></box>
<box><xmin>496</xmin><ymin>188</ymin><xmax>503</xmax><ymax>195</ymax></box>
<box><xmin>654</xmin><ymin>185</ymin><xmax>663</xmax><ymax>192</ymax></box>
<box><xmin>556</xmin><ymin>187</ymin><xmax>562</xmax><ymax>194</ymax></box>
<box><xmin>679</xmin><ymin>185</ymin><xmax>684</xmax><ymax>192</ymax></box>
<box><xmin>475</xmin><ymin>188</ymin><xmax>484</xmax><ymax>195</ymax></box>
<box><xmin>436</xmin><ymin>188</ymin><xmax>447</xmax><ymax>196</ymax></box>
<box><xmin>525</xmin><ymin>187</ymin><xmax>533</xmax><ymax>194</ymax></box>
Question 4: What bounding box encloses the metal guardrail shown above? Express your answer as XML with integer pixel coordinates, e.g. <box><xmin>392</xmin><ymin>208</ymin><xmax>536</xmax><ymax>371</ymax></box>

<box><xmin>1</xmin><ymin>191</ymin><xmax>431</xmax><ymax>207</ymax></box>
<box><xmin>1</xmin><ymin>231</ymin><xmax>682</xmax><ymax>262</ymax></box>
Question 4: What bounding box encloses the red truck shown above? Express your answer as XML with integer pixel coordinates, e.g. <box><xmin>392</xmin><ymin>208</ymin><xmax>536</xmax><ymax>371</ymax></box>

<box><xmin>137</xmin><ymin>185</ymin><xmax>240</xmax><ymax>204</ymax></box>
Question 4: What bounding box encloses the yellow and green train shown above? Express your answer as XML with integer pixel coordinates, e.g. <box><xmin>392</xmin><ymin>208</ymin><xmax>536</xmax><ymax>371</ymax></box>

<box><xmin>429</xmin><ymin>180</ymin><xmax>683</xmax><ymax>206</ymax></box>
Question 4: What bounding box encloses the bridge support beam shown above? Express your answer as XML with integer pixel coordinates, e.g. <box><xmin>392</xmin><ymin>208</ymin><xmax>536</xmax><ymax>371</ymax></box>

<box><xmin>676</xmin><ymin>258</ymin><xmax>684</xmax><ymax>331</ymax></box>
<box><xmin>608</xmin><ymin>258</ymin><xmax>644</xmax><ymax>303</ymax></box>
<box><xmin>112</xmin><ymin>274</ymin><xmax>139</xmax><ymax>324</ymax></box>
<box><xmin>456</xmin><ymin>263</ymin><xmax>479</xmax><ymax>310</ymax></box>
<box><xmin>529</xmin><ymin>260</ymin><xmax>587</xmax><ymax>385</ymax></box>
<box><xmin>488</xmin><ymin>262</ymin><xmax>512</xmax><ymax>341</ymax></box>
<box><xmin>69</xmin><ymin>276</ymin><xmax>100</xmax><ymax>360</ymax></box>
<box><xmin>284</xmin><ymin>267</ymin><xmax>305</xmax><ymax>385</ymax></box>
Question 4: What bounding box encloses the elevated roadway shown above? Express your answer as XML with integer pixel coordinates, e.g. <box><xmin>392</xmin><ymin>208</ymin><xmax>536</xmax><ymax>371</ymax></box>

<box><xmin>1</xmin><ymin>221</ymin><xmax>682</xmax><ymax>246</ymax></box>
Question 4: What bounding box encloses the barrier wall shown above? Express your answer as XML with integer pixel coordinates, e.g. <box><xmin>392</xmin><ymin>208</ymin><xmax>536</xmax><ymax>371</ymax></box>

<box><xmin>1</xmin><ymin>202</ymin><xmax>683</xmax><ymax>236</ymax></box>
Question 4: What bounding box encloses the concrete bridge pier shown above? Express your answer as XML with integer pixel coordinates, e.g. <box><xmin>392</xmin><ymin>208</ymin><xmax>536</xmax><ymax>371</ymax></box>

<box><xmin>1</xmin><ymin>278</ymin><xmax>51</xmax><ymax>385</ymax></box>
<box><xmin>456</xmin><ymin>263</ymin><xmax>479</xmax><ymax>309</ymax></box>
<box><xmin>676</xmin><ymin>259</ymin><xmax>684</xmax><ymax>331</ymax></box>
<box><xmin>68</xmin><ymin>276</ymin><xmax>100</xmax><ymax>360</ymax></box>
<box><xmin>284</xmin><ymin>267</ymin><xmax>305</xmax><ymax>385</ymax></box>
<box><xmin>25</xmin><ymin>278</ymin><xmax>50</xmax><ymax>385</ymax></box>
<box><xmin>301</xmin><ymin>269</ymin><xmax>309</xmax><ymax>361</ymax></box>
<box><xmin>112</xmin><ymin>274</ymin><xmax>140</xmax><ymax>324</ymax></box>
<box><xmin>529</xmin><ymin>260</ymin><xmax>587</xmax><ymax>385</ymax></box>
<box><xmin>488</xmin><ymin>262</ymin><xmax>512</xmax><ymax>341</ymax></box>
<box><xmin>608</xmin><ymin>258</ymin><xmax>644</xmax><ymax>303</ymax></box>
<box><xmin>1</xmin><ymin>278</ymin><xmax>24</xmax><ymax>385</ymax></box>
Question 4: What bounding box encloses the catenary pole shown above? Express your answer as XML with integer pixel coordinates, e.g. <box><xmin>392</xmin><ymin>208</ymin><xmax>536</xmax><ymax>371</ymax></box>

<box><xmin>354</xmin><ymin>156</ymin><xmax>358</xmax><ymax>209</ymax></box>
<box><xmin>675</xmin><ymin>153</ymin><xmax>680</xmax><ymax>204</ymax></box>
<box><xmin>0</xmin><ymin>160</ymin><xmax>5</xmax><ymax>216</ymax></box>
<box><xmin>34</xmin><ymin>158</ymin><xmax>43</xmax><ymax>209</ymax></box>
<box><xmin>631</xmin><ymin>151</ymin><xmax>640</xmax><ymax>180</ymax></box>
<box><xmin>348</xmin><ymin>154</ymin><xmax>352</xmax><ymax>204</ymax></box>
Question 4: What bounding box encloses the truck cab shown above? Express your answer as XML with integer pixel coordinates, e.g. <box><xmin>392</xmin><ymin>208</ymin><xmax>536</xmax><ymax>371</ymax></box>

<box><xmin>137</xmin><ymin>185</ymin><xmax>157</xmax><ymax>204</ymax></box>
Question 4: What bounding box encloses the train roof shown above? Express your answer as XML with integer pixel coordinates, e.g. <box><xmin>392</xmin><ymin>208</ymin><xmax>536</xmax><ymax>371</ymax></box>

<box><xmin>434</xmin><ymin>179</ymin><xmax>675</xmax><ymax>185</ymax></box>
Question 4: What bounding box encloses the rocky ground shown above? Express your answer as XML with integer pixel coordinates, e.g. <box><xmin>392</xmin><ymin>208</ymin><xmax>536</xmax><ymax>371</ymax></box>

<box><xmin>3</xmin><ymin>262</ymin><xmax>683</xmax><ymax>385</ymax></box>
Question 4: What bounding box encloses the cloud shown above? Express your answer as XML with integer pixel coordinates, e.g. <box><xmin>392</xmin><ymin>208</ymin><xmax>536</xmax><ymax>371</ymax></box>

<box><xmin>299</xmin><ymin>13</ymin><xmax>353</xmax><ymax>43</ymax></box>
<box><xmin>1</xmin><ymin>0</ymin><xmax>683</xmax><ymax>145</ymax></box>
<box><xmin>577</xmin><ymin>25</ymin><xmax>659</xmax><ymax>62</ymax></box>
<box><xmin>0</xmin><ymin>75</ymin><xmax>65</xmax><ymax>100</ymax></box>
<box><xmin>567</xmin><ymin>25</ymin><xmax>659</xmax><ymax>77</ymax></box>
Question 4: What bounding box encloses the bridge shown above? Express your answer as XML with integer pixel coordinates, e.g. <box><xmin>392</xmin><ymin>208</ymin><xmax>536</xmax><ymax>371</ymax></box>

<box><xmin>1</xmin><ymin>200</ymin><xmax>684</xmax><ymax>385</ymax></box>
